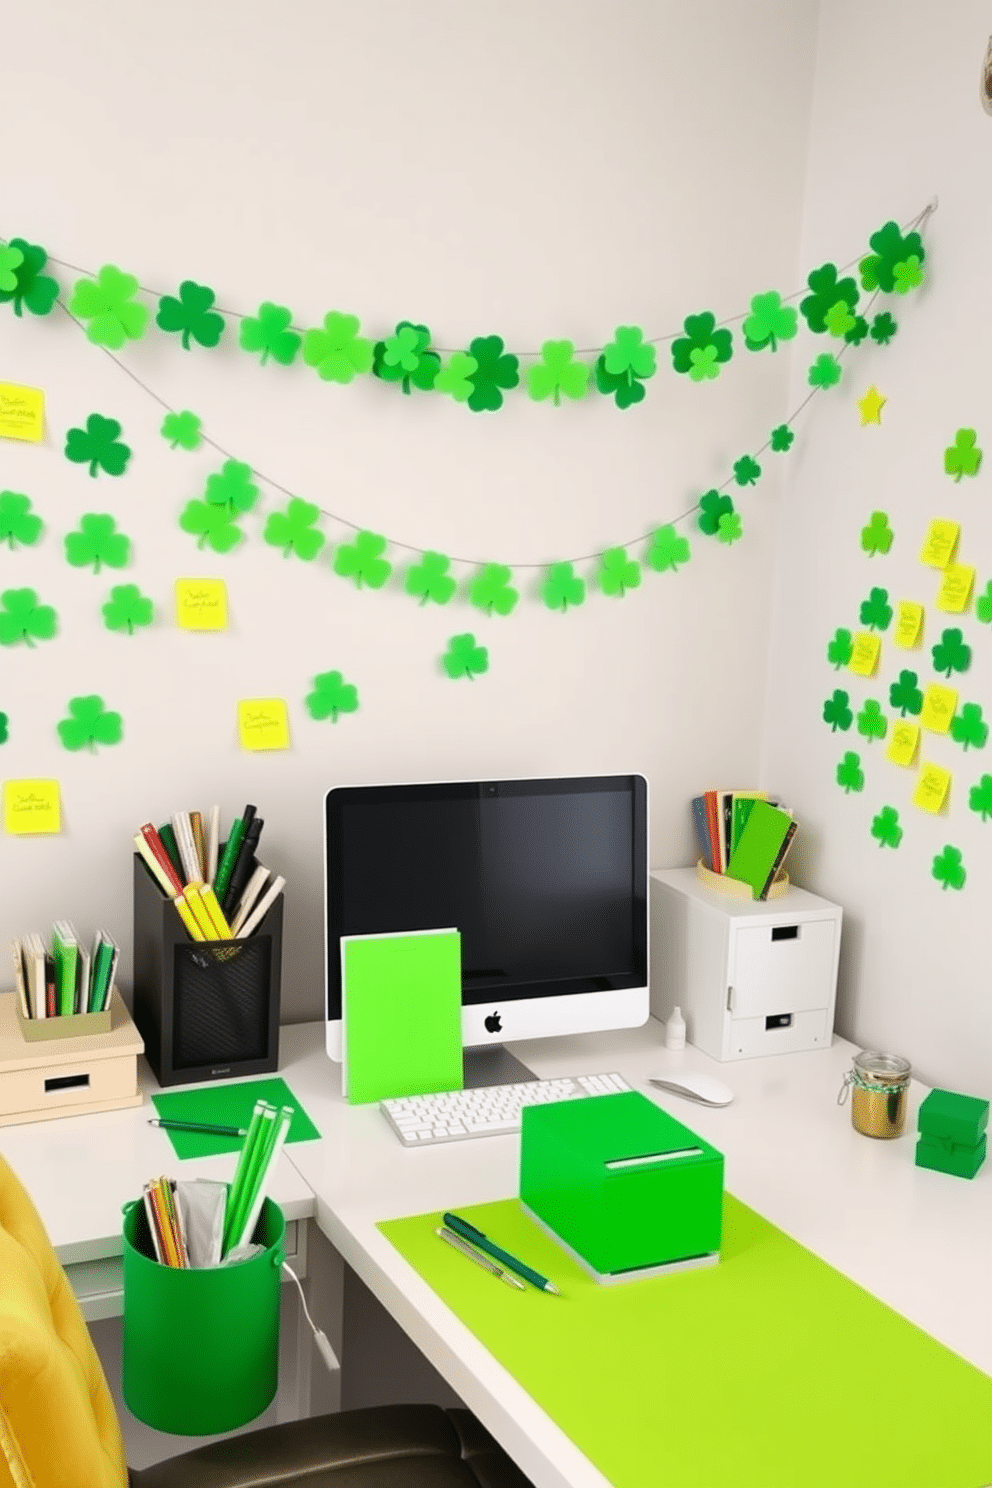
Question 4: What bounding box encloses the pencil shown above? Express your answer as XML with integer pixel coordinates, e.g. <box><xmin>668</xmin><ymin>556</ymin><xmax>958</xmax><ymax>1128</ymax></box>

<box><xmin>149</xmin><ymin>1118</ymin><xmax>248</xmax><ymax>1137</ymax></box>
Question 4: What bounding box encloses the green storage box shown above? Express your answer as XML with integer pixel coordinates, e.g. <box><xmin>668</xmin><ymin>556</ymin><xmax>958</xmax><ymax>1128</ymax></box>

<box><xmin>122</xmin><ymin>1194</ymin><xmax>285</xmax><ymax>1434</ymax></box>
<box><xmin>915</xmin><ymin>1132</ymin><xmax>987</xmax><ymax>1181</ymax></box>
<box><xmin>520</xmin><ymin>1090</ymin><xmax>724</xmax><ymax>1282</ymax></box>
<box><xmin>917</xmin><ymin>1089</ymin><xmax>989</xmax><ymax>1147</ymax></box>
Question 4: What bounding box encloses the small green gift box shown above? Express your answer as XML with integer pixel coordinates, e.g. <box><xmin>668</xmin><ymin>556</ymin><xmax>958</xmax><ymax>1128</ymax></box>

<box><xmin>520</xmin><ymin>1090</ymin><xmax>723</xmax><ymax>1283</ymax></box>
<box><xmin>915</xmin><ymin>1133</ymin><xmax>986</xmax><ymax>1181</ymax></box>
<box><xmin>917</xmin><ymin>1089</ymin><xmax>989</xmax><ymax>1146</ymax></box>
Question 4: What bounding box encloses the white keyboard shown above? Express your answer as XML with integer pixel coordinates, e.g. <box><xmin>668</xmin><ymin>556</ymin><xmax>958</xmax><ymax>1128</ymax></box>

<box><xmin>380</xmin><ymin>1071</ymin><xmax>633</xmax><ymax>1146</ymax></box>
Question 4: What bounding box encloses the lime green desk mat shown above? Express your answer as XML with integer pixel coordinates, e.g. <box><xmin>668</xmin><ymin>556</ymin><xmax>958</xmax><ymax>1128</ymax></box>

<box><xmin>380</xmin><ymin>1195</ymin><xmax>992</xmax><ymax>1488</ymax></box>
<box><xmin>151</xmin><ymin>1077</ymin><xmax>320</xmax><ymax>1158</ymax></box>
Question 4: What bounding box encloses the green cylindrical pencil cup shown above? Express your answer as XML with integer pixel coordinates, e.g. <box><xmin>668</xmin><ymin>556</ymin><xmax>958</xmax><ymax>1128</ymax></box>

<box><xmin>121</xmin><ymin>1194</ymin><xmax>285</xmax><ymax>1435</ymax></box>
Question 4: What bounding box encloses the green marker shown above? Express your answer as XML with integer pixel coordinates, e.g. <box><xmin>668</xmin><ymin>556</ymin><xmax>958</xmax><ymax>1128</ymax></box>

<box><xmin>442</xmin><ymin>1212</ymin><xmax>559</xmax><ymax>1294</ymax></box>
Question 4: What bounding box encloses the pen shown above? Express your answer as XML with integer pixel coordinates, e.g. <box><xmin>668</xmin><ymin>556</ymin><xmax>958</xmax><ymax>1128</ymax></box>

<box><xmin>149</xmin><ymin>1119</ymin><xmax>249</xmax><ymax>1137</ymax></box>
<box><xmin>442</xmin><ymin>1212</ymin><xmax>560</xmax><ymax>1294</ymax></box>
<box><xmin>436</xmin><ymin>1226</ymin><xmax>526</xmax><ymax>1290</ymax></box>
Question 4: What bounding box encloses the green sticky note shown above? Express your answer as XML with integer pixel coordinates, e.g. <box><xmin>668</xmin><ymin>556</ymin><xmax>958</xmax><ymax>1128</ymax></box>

<box><xmin>342</xmin><ymin>929</ymin><xmax>462</xmax><ymax>1104</ymax></box>
<box><xmin>151</xmin><ymin>1077</ymin><xmax>320</xmax><ymax>1158</ymax></box>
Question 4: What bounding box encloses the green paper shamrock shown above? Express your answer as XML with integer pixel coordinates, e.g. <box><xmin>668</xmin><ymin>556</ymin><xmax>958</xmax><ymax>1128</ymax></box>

<box><xmin>671</xmin><ymin>313</ymin><xmax>733</xmax><ymax>381</ymax></box>
<box><xmin>856</xmin><ymin>699</ymin><xmax>887</xmax><ymax>742</ymax></box>
<box><xmin>102</xmin><ymin>584</ymin><xmax>153</xmax><ymax>635</ymax></box>
<box><xmin>717</xmin><ymin>511</ymin><xmax>743</xmax><ymax>545</ymax></box>
<box><xmin>204</xmin><ymin>460</ymin><xmax>259</xmax><ymax>513</ymax></box>
<box><xmin>733</xmin><ymin>455</ymin><xmax>761</xmax><ymax>487</ymax></box>
<box><xmin>827</xmin><ymin>628</ymin><xmax>853</xmax><ymax>668</ymax></box>
<box><xmin>541</xmin><ymin>562</ymin><xmax>586</xmax><ymax>611</ymax></box>
<box><xmin>836</xmin><ymin>751</ymin><xmax>864</xmax><ymax>793</ymax></box>
<box><xmin>305</xmin><ymin>670</ymin><xmax>359</xmax><ymax>722</ymax></box>
<box><xmin>0</xmin><ymin>588</ymin><xmax>57</xmax><ymax>647</ymax></box>
<box><xmin>892</xmin><ymin>256</ymin><xmax>924</xmax><ymax>293</ymax></box>
<box><xmin>969</xmin><ymin>775</ymin><xmax>992</xmax><ymax>821</ymax></box>
<box><xmin>160</xmin><ymin>410</ymin><xmax>202</xmax><ymax>450</ymax></box>
<box><xmin>303</xmin><ymin>312</ymin><xmax>374</xmax><ymax>384</ymax></box>
<box><xmin>263</xmin><ymin>499</ymin><xmax>325</xmax><ymax>561</ymax></box>
<box><xmin>469</xmin><ymin>563</ymin><xmax>519</xmax><ymax>616</ymax></box>
<box><xmin>64</xmin><ymin>415</ymin><xmax>131</xmax><ymax>477</ymax></box>
<box><xmin>373</xmin><ymin>322</ymin><xmax>440</xmax><ymax>394</ymax></box>
<box><xmin>808</xmin><ymin>354</ymin><xmax>842</xmax><ymax>390</ymax></box>
<box><xmin>526</xmin><ymin>340</ymin><xmax>589</xmax><ymax>404</ymax></box>
<box><xmin>931</xmin><ymin>845</ymin><xmax>965</xmax><ymax>892</ymax></box>
<box><xmin>595</xmin><ymin>358</ymin><xmax>645</xmax><ymax>408</ymax></box>
<box><xmin>869</xmin><ymin>313</ymin><xmax>897</xmax><ymax>346</ymax></box>
<box><xmin>860</xmin><ymin>511</ymin><xmax>893</xmax><ymax>556</ymax></box>
<box><xmin>799</xmin><ymin>263</ymin><xmax>859</xmax><ymax>334</ymax></box>
<box><xmin>596</xmin><ymin>326</ymin><xmax>656</xmax><ymax>408</ymax></box>
<box><xmin>442</xmin><ymin>634</ymin><xmax>488</xmax><ymax>680</ymax></box>
<box><xmin>64</xmin><ymin>514</ymin><xmax>131</xmax><ymax>572</ymax></box>
<box><xmin>178</xmin><ymin>501</ymin><xmax>244</xmax><ymax>553</ymax></box>
<box><xmin>950</xmin><ymin>702</ymin><xmax>988</xmax><ymax>751</ymax></box>
<box><xmin>333</xmin><ymin>531</ymin><xmax>391</xmax><ymax>589</ymax></box>
<box><xmin>844</xmin><ymin>316</ymin><xmax>869</xmax><ymax>346</ymax></box>
<box><xmin>405</xmin><ymin>552</ymin><xmax>456</xmax><ymax>606</ymax></box>
<box><xmin>697</xmin><ymin>490</ymin><xmax>734</xmax><ymax>536</ymax></box>
<box><xmin>741</xmin><ymin>291</ymin><xmax>798</xmax><ymax>352</ymax></box>
<box><xmin>0</xmin><ymin>238</ymin><xmax>59</xmax><ymax>317</ymax></box>
<box><xmin>465</xmin><ymin>336</ymin><xmax>519</xmax><ymax>413</ymax></box>
<box><xmin>823</xmin><ymin>689</ymin><xmax>853</xmax><ymax>732</ymax></box>
<box><xmin>770</xmin><ymin>424</ymin><xmax>794</xmax><ymax>453</ymax></box>
<box><xmin>889</xmin><ymin>670</ymin><xmax>923</xmax><ymax>717</ymax></box>
<box><xmin>156</xmin><ymin>280</ymin><xmax>225</xmax><ymax>349</ymax></box>
<box><xmin>239</xmin><ymin>302</ymin><xmax>301</xmax><ymax>366</ymax></box>
<box><xmin>823</xmin><ymin>301</ymin><xmax>856</xmax><ymax>339</ymax></box>
<box><xmin>976</xmin><ymin>581</ymin><xmax>992</xmax><ymax>624</ymax></box>
<box><xmin>56</xmin><ymin>695</ymin><xmax>123</xmax><ymax>752</ymax></box>
<box><xmin>0</xmin><ymin>244</ymin><xmax>24</xmax><ymax>293</ymax></box>
<box><xmin>645</xmin><ymin>525</ymin><xmax>691</xmax><ymax>574</ymax></box>
<box><xmin>434</xmin><ymin>351</ymin><xmax>479</xmax><ymax>403</ymax></box>
<box><xmin>599</xmin><ymin>548</ymin><xmax>641</xmax><ymax>597</ymax></box>
<box><xmin>0</xmin><ymin>491</ymin><xmax>43</xmax><ymax>548</ymax></box>
<box><xmin>944</xmin><ymin>429</ymin><xmax>982</xmax><ymax>481</ymax></box>
<box><xmin>68</xmin><ymin>265</ymin><xmax>148</xmax><ymax>349</ymax></box>
<box><xmin>859</xmin><ymin>586</ymin><xmax>892</xmax><ymax>631</ymax></box>
<box><xmin>931</xmin><ymin>627</ymin><xmax>971</xmax><ymax>678</ymax></box>
<box><xmin>870</xmin><ymin>806</ymin><xmax>902</xmax><ymax>849</ymax></box>
<box><xmin>859</xmin><ymin>221</ymin><xmax>926</xmax><ymax>294</ymax></box>
<box><xmin>0</xmin><ymin>712</ymin><xmax>7</xmax><ymax>744</ymax></box>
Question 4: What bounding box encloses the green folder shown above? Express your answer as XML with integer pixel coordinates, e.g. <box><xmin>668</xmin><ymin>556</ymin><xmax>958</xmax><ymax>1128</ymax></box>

<box><xmin>725</xmin><ymin>798</ymin><xmax>794</xmax><ymax>898</ymax></box>
<box><xmin>342</xmin><ymin>929</ymin><xmax>462</xmax><ymax>1104</ymax></box>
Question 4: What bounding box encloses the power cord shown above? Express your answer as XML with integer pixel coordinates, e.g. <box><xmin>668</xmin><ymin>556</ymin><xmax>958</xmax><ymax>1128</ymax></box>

<box><xmin>282</xmin><ymin>1262</ymin><xmax>340</xmax><ymax>1373</ymax></box>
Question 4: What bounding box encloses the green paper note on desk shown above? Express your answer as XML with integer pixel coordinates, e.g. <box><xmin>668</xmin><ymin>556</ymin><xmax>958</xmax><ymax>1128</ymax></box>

<box><xmin>725</xmin><ymin>799</ymin><xmax>796</xmax><ymax>899</ymax></box>
<box><xmin>151</xmin><ymin>1077</ymin><xmax>319</xmax><ymax>1157</ymax></box>
<box><xmin>343</xmin><ymin>929</ymin><xmax>462</xmax><ymax>1104</ymax></box>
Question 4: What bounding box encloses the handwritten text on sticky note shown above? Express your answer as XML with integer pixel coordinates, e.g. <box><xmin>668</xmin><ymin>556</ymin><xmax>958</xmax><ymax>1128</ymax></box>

<box><xmin>848</xmin><ymin>632</ymin><xmax>881</xmax><ymax>677</ymax></box>
<box><xmin>920</xmin><ymin>684</ymin><xmax>958</xmax><ymax>733</ymax></box>
<box><xmin>3</xmin><ymin>779</ymin><xmax>61</xmax><ymax>834</ymax></box>
<box><xmin>175</xmin><ymin>579</ymin><xmax>228</xmax><ymax>631</ymax></box>
<box><xmin>0</xmin><ymin>383</ymin><xmax>44</xmax><ymax>443</ymax></box>
<box><xmin>887</xmin><ymin>723</ymin><xmax>920</xmax><ymax>767</ymax></box>
<box><xmin>919</xmin><ymin>519</ymin><xmax>959</xmax><ymax>570</ymax></box>
<box><xmin>936</xmin><ymin>564</ymin><xmax>975</xmax><ymax>613</ymax></box>
<box><xmin>913</xmin><ymin>763</ymin><xmax>951</xmax><ymax>814</ymax></box>
<box><xmin>238</xmin><ymin>699</ymin><xmax>290</xmax><ymax>751</ymax></box>
<box><xmin>894</xmin><ymin>602</ymin><xmax>923</xmax><ymax>649</ymax></box>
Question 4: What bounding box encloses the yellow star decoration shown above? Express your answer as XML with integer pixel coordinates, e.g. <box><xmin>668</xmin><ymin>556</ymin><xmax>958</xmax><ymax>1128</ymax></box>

<box><xmin>858</xmin><ymin>385</ymin><xmax>887</xmax><ymax>425</ymax></box>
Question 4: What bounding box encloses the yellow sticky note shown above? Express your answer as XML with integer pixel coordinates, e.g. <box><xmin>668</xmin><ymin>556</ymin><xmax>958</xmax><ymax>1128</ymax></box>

<box><xmin>894</xmin><ymin>602</ymin><xmax>923</xmax><ymax>649</ymax></box>
<box><xmin>3</xmin><ymin>779</ymin><xmax>61</xmax><ymax>834</ymax></box>
<box><xmin>887</xmin><ymin>722</ymin><xmax>920</xmax><ymax>767</ymax></box>
<box><xmin>913</xmin><ymin>763</ymin><xmax>951</xmax><ymax>814</ymax></box>
<box><xmin>238</xmin><ymin>699</ymin><xmax>290</xmax><ymax>751</ymax></box>
<box><xmin>936</xmin><ymin>564</ymin><xmax>975</xmax><ymax>613</ymax></box>
<box><xmin>0</xmin><ymin>383</ymin><xmax>44</xmax><ymax>443</ymax></box>
<box><xmin>919</xmin><ymin>519</ymin><xmax>959</xmax><ymax>569</ymax></box>
<box><xmin>920</xmin><ymin>684</ymin><xmax>958</xmax><ymax>733</ymax></box>
<box><xmin>175</xmin><ymin>579</ymin><xmax>228</xmax><ymax>631</ymax></box>
<box><xmin>847</xmin><ymin>632</ymin><xmax>881</xmax><ymax>677</ymax></box>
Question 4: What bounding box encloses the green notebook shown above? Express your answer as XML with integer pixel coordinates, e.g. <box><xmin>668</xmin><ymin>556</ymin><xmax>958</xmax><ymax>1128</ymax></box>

<box><xmin>342</xmin><ymin>928</ymin><xmax>463</xmax><ymax>1104</ymax></box>
<box><xmin>725</xmin><ymin>798</ymin><xmax>795</xmax><ymax>898</ymax></box>
<box><xmin>380</xmin><ymin>1195</ymin><xmax>992</xmax><ymax>1488</ymax></box>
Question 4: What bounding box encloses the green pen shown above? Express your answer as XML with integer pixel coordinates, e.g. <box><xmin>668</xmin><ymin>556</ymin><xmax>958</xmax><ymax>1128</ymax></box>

<box><xmin>442</xmin><ymin>1212</ymin><xmax>560</xmax><ymax>1294</ymax></box>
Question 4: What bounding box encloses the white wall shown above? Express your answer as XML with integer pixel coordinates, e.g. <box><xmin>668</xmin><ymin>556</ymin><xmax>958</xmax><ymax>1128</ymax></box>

<box><xmin>763</xmin><ymin>3</ymin><xmax>992</xmax><ymax>1092</ymax></box>
<box><xmin>0</xmin><ymin>1</ymin><xmax>818</xmax><ymax>1020</ymax></box>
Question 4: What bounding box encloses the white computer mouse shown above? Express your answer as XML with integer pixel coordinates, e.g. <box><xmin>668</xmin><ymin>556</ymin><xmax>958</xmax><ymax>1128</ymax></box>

<box><xmin>648</xmin><ymin>1071</ymin><xmax>734</xmax><ymax>1106</ymax></box>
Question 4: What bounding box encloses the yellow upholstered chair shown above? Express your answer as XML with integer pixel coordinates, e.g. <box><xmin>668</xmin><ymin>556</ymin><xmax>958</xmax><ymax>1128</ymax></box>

<box><xmin>0</xmin><ymin>1155</ymin><xmax>531</xmax><ymax>1488</ymax></box>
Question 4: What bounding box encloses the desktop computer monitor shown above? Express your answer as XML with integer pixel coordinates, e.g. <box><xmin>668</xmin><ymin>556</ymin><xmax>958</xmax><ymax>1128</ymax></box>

<box><xmin>323</xmin><ymin>774</ymin><xmax>649</xmax><ymax>1079</ymax></box>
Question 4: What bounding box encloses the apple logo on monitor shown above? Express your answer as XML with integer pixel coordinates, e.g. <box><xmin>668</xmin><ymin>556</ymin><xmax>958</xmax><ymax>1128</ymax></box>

<box><xmin>484</xmin><ymin>1011</ymin><xmax>502</xmax><ymax>1034</ymax></box>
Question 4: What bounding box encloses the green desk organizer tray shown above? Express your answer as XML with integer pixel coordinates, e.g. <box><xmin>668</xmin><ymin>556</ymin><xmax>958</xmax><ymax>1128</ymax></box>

<box><xmin>520</xmin><ymin>1089</ymin><xmax>723</xmax><ymax>1281</ymax></box>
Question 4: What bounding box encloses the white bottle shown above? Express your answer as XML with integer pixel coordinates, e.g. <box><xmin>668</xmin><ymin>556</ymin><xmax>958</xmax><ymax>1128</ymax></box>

<box><xmin>664</xmin><ymin>1005</ymin><xmax>686</xmax><ymax>1050</ymax></box>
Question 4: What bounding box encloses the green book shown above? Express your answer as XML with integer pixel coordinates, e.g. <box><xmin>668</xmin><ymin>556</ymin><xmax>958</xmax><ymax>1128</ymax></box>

<box><xmin>342</xmin><ymin>929</ymin><xmax>463</xmax><ymax>1104</ymax></box>
<box><xmin>51</xmin><ymin>921</ymin><xmax>79</xmax><ymax>1017</ymax></box>
<box><xmin>725</xmin><ymin>800</ymin><xmax>795</xmax><ymax>899</ymax></box>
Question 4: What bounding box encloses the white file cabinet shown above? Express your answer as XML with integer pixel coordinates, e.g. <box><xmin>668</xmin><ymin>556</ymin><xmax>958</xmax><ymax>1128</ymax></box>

<box><xmin>649</xmin><ymin>867</ymin><xmax>842</xmax><ymax>1061</ymax></box>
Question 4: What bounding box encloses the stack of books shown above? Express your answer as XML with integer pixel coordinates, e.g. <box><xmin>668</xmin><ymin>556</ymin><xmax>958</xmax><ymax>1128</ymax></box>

<box><xmin>12</xmin><ymin>924</ymin><xmax>119</xmax><ymax>1021</ymax></box>
<box><xmin>134</xmin><ymin>803</ymin><xmax>285</xmax><ymax>943</ymax></box>
<box><xmin>692</xmin><ymin>790</ymin><xmax>797</xmax><ymax>901</ymax></box>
